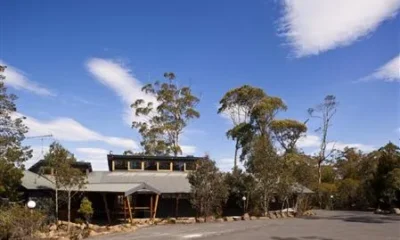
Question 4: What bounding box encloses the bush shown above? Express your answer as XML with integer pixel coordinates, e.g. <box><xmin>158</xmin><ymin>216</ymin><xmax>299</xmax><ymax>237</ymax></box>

<box><xmin>0</xmin><ymin>204</ymin><xmax>45</xmax><ymax>239</ymax></box>
<box><xmin>78</xmin><ymin>197</ymin><xmax>93</xmax><ymax>225</ymax></box>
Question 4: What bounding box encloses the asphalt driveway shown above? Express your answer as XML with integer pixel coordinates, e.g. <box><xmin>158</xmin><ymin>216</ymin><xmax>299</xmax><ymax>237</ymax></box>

<box><xmin>91</xmin><ymin>211</ymin><xmax>400</xmax><ymax>240</ymax></box>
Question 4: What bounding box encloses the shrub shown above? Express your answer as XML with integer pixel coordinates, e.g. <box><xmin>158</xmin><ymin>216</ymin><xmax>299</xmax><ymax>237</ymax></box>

<box><xmin>0</xmin><ymin>204</ymin><xmax>45</xmax><ymax>239</ymax></box>
<box><xmin>78</xmin><ymin>197</ymin><xmax>93</xmax><ymax>225</ymax></box>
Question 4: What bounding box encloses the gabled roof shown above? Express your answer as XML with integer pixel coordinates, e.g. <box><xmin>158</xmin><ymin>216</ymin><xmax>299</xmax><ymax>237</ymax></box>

<box><xmin>87</xmin><ymin>171</ymin><xmax>191</xmax><ymax>194</ymax></box>
<box><xmin>73</xmin><ymin>182</ymin><xmax>161</xmax><ymax>196</ymax></box>
<box><xmin>29</xmin><ymin>160</ymin><xmax>93</xmax><ymax>173</ymax></box>
<box><xmin>21</xmin><ymin>171</ymin><xmax>54</xmax><ymax>190</ymax></box>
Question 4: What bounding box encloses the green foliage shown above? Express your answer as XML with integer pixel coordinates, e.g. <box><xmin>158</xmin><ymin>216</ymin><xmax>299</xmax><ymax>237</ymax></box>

<box><xmin>132</xmin><ymin>72</ymin><xmax>200</xmax><ymax>156</ymax></box>
<box><xmin>188</xmin><ymin>158</ymin><xmax>229</xmax><ymax>218</ymax></box>
<box><xmin>43</xmin><ymin>142</ymin><xmax>87</xmax><ymax>231</ymax></box>
<box><xmin>0</xmin><ymin>65</ymin><xmax>32</xmax><ymax>201</ymax></box>
<box><xmin>78</xmin><ymin>197</ymin><xmax>94</xmax><ymax>224</ymax></box>
<box><xmin>218</xmin><ymin>85</ymin><xmax>288</xmax><ymax>162</ymax></box>
<box><xmin>224</xmin><ymin>169</ymin><xmax>259</xmax><ymax>214</ymax></box>
<box><xmin>0</xmin><ymin>204</ymin><xmax>45</xmax><ymax>239</ymax></box>
<box><xmin>270</xmin><ymin>119</ymin><xmax>307</xmax><ymax>153</ymax></box>
<box><xmin>247</xmin><ymin>136</ymin><xmax>281</xmax><ymax>213</ymax></box>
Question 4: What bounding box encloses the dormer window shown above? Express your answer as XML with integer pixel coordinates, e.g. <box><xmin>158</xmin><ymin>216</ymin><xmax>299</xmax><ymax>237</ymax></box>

<box><xmin>158</xmin><ymin>161</ymin><xmax>171</xmax><ymax>170</ymax></box>
<box><xmin>114</xmin><ymin>160</ymin><xmax>127</xmax><ymax>170</ymax></box>
<box><xmin>173</xmin><ymin>162</ymin><xmax>184</xmax><ymax>171</ymax></box>
<box><xmin>144</xmin><ymin>160</ymin><xmax>157</xmax><ymax>171</ymax></box>
<box><xmin>129</xmin><ymin>160</ymin><xmax>142</xmax><ymax>170</ymax></box>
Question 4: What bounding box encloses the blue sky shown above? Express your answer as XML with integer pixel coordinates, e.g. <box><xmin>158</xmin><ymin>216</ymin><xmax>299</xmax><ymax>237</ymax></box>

<box><xmin>1</xmin><ymin>0</ymin><xmax>399</xmax><ymax>171</ymax></box>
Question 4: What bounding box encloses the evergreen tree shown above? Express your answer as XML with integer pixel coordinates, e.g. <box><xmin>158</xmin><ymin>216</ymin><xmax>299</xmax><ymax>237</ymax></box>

<box><xmin>0</xmin><ymin>65</ymin><xmax>32</xmax><ymax>201</ymax></box>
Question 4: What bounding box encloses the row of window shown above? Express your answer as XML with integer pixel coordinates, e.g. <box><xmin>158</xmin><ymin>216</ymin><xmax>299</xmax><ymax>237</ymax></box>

<box><xmin>113</xmin><ymin>160</ymin><xmax>196</xmax><ymax>172</ymax></box>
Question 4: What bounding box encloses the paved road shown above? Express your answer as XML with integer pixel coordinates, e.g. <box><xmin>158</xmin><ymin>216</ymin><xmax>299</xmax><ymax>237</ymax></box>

<box><xmin>92</xmin><ymin>211</ymin><xmax>400</xmax><ymax>240</ymax></box>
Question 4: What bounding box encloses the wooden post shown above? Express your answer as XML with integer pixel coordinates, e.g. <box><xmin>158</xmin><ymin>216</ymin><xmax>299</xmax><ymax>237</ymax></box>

<box><xmin>152</xmin><ymin>194</ymin><xmax>160</xmax><ymax>219</ymax></box>
<box><xmin>101</xmin><ymin>193</ymin><xmax>111</xmax><ymax>224</ymax></box>
<box><xmin>175</xmin><ymin>195</ymin><xmax>180</xmax><ymax>218</ymax></box>
<box><xmin>150</xmin><ymin>195</ymin><xmax>154</xmax><ymax>218</ymax></box>
<box><xmin>123</xmin><ymin>195</ymin><xmax>127</xmax><ymax>222</ymax></box>
<box><xmin>125</xmin><ymin>196</ymin><xmax>133</xmax><ymax>223</ymax></box>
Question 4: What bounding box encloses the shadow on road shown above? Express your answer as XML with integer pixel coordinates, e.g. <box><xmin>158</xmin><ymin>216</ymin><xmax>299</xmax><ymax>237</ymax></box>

<box><xmin>271</xmin><ymin>236</ymin><xmax>335</xmax><ymax>240</ymax></box>
<box><xmin>300</xmin><ymin>212</ymin><xmax>400</xmax><ymax>224</ymax></box>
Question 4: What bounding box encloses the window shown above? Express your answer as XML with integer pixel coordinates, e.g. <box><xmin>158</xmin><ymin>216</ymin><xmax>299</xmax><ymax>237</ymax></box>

<box><xmin>129</xmin><ymin>160</ymin><xmax>142</xmax><ymax>170</ymax></box>
<box><xmin>114</xmin><ymin>160</ymin><xmax>127</xmax><ymax>170</ymax></box>
<box><xmin>185</xmin><ymin>162</ymin><xmax>196</xmax><ymax>171</ymax></box>
<box><xmin>173</xmin><ymin>161</ymin><xmax>184</xmax><ymax>171</ymax></box>
<box><xmin>144</xmin><ymin>160</ymin><xmax>157</xmax><ymax>171</ymax></box>
<box><xmin>158</xmin><ymin>161</ymin><xmax>171</xmax><ymax>170</ymax></box>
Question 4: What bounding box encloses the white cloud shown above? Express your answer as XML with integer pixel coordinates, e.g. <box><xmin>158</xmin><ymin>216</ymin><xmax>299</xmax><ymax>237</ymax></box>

<box><xmin>181</xmin><ymin>145</ymin><xmax>197</xmax><ymax>155</ymax></box>
<box><xmin>279</xmin><ymin>0</ymin><xmax>400</xmax><ymax>57</ymax></box>
<box><xmin>297</xmin><ymin>135</ymin><xmax>320</xmax><ymax>148</ymax></box>
<box><xmin>75</xmin><ymin>147</ymin><xmax>109</xmax><ymax>170</ymax></box>
<box><xmin>216</xmin><ymin>158</ymin><xmax>245</xmax><ymax>172</ymax></box>
<box><xmin>86</xmin><ymin>58</ymin><xmax>157</xmax><ymax>125</ymax></box>
<box><xmin>297</xmin><ymin>134</ymin><xmax>375</xmax><ymax>153</ymax></box>
<box><xmin>16</xmin><ymin>113</ymin><xmax>138</xmax><ymax>150</ymax></box>
<box><xmin>0</xmin><ymin>60</ymin><xmax>55</xmax><ymax>96</ymax></box>
<box><xmin>361</xmin><ymin>54</ymin><xmax>400</xmax><ymax>82</ymax></box>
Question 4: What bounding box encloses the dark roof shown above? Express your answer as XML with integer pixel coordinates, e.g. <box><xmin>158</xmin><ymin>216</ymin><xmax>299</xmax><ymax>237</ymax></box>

<box><xmin>29</xmin><ymin>160</ymin><xmax>93</xmax><ymax>173</ymax></box>
<box><xmin>21</xmin><ymin>171</ymin><xmax>54</xmax><ymax>190</ymax></box>
<box><xmin>73</xmin><ymin>182</ymin><xmax>161</xmax><ymax>196</ymax></box>
<box><xmin>107</xmin><ymin>154</ymin><xmax>203</xmax><ymax>171</ymax></box>
<box><xmin>87</xmin><ymin>171</ymin><xmax>191</xmax><ymax>194</ymax></box>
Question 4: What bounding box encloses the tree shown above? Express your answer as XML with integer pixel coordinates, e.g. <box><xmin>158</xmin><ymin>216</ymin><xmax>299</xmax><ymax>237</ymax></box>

<box><xmin>218</xmin><ymin>85</ymin><xmax>265</xmax><ymax>169</ymax></box>
<box><xmin>247</xmin><ymin>136</ymin><xmax>281</xmax><ymax>214</ymax></box>
<box><xmin>371</xmin><ymin>142</ymin><xmax>400</xmax><ymax>208</ymax></box>
<box><xmin>78</xmin><ymin>197</ymin><xmax>93</xmax><ymax>225</ymax></box>
<box><xmin>132</xmin><ymin>72</ymin><xmax>200</xmax><ymax>156</ymax></box>
<box><xmin>188</xmin><ymin>158</ymin><xmax>229</xmax><ymax>219</ymax></box>
<box><xmin>224</xmin><ymin>168</ymin><xmax>258</xmax><ymax>214</ymax></box>
<box><xmin>308</xmin><ymin>95</ymin><xmax>338</xmax><ymax>184</ymax></box>
<box><xmin>218</xmin><ymin>85</ymin><xmax>287</xmax><ymax>164</ymax></box>
<box><xmin>270</xmin><ymin>119</ymin><xmax>307</xmax><ymax>153</ymax></box>
<box><xmin>0</xmin><ymin>65</ymin><xmax>32</xmax><ymax>201</ymax></box>
<box><xmin>43</xmin><ymin>142</ymin><xmax>86</xmax><ymax>232</ymax></box>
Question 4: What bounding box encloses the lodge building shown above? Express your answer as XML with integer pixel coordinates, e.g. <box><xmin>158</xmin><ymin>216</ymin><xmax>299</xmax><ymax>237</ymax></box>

<box><xmin>23</xmin><ymin>154</ymin><xmax>203</xmax><ymax>223</ymax></box>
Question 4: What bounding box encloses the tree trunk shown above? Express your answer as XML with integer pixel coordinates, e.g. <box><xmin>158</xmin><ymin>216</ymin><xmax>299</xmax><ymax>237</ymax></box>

<box><xmin>67</xmin><ymin>191</ymin><xmax>71</xmax><ymax>233</ymax></box>
<box><xmin>55</xmin><ymin>188</ymin><xmax>59</xmax><ymax>224</ymax></box>
<box><xmin>233</xmin><ymin>140</ymin><xmax>239</xmax><ymax>171</ymax></box>
<box><xmin>318</xmin><ymin>162</ymin><xmax>322</xmax><ymax>184</ymax></box>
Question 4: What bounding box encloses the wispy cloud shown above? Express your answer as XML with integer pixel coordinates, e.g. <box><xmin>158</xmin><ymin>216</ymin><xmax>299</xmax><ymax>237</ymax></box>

<box><xmin>86</xmin><ymin>58</ymin><xmax>157</xmax><ymax>125</ymax></box>
<box><xmin>16</xmin><ymin>113</ymin><xmax>138</xmax><ymax>150</ymax></box>
<box><xmin>181</xmin><ymin>145</ymin><xmax>197</xmax><ymax>155</ymax></box>
<box><xmin>0</xmin><ymin>60</ymin><xmax>55</xmax><ymax>96</ymax></box>
<box><xmin>360</xmin><ymin>54</ymin><xmax>400</xmax><ymax>82</ymax></box>
<box><xmin>297</xmin><ymin>134</ymin><xmax>375</xmax><ymax>153</ymax></box>
<box><xmin>75</xmin><ymin>147</ymin><xmax>109</xmax><ymax>170</ymax></box>
<box><xmin>278</xmin><ymin>0</ymin><xmax>400</xmax><ymax>57</ymax></box>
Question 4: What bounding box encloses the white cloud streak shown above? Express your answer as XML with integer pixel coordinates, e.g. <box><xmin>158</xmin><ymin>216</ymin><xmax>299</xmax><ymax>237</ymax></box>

<box><xmin>361</xmin><ymin>54</ymin><xmax>400</xmax><ymax>82</ymax></box>
<box><xmin>279</xmin><ymin>0</ymin><xmax>400</xmax><ymax>57</ymax></box>
<box><xmin>297</xmin><ymin>134</ymin><xmax>375</xmax><ymax>153</ymax></box>
<box><xmin>16</xmin><ymin>113</ymin><xmax>138</xmax><ymax>150</ymax></box>
<box><xmin>181</xmin><ymin>145</ymin><xmax>197</xmax><ymax>156</ymax></box>
<box><xmin>0</xmin><ymin>60</ymin><xmax>55</xmax><ymax>96</ymax></box>
<box><xmin>75</xmin><ymin>147</ymin><xmax>109</xmax><ymax>170</ymax></box>
<box><xmin>86</xmin><ymin>58</ymin><xmax>157</xmax><ymax>125</ymax></box>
